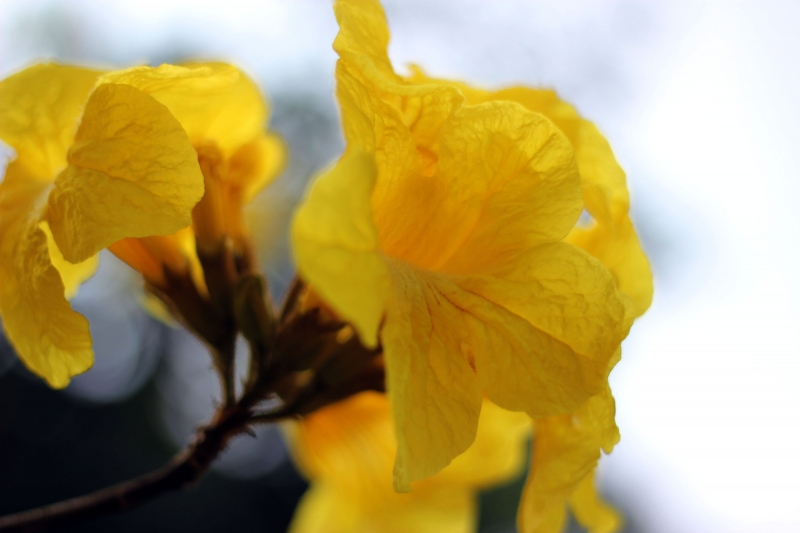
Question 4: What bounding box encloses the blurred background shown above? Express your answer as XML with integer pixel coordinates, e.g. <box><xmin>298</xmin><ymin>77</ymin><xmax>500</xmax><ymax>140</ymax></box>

<box><xmin>1</xmin><ymin>0</ymin><xmax>799</xmax><ymax>532</ymax></box>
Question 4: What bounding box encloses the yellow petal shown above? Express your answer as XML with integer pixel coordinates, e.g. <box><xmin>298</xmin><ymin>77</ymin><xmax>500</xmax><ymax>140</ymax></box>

<box><xmin>292</xmin><ymin>151</ymin><xmax>391</xmax><ymax>347</ymax></box>
<box><xmin>405</xmin><ymin>69</ymin><xmax>652</xmax><ymax>317</ymax></box>
<box><xmin>478</xmin><ymin>86</ymin><xmax>630</xmax><ymax>225</ymax></box>
<box><xmin>288</xmin><ymin>391</ymin><xmax>478</xmax><ymax>533</ymax></box>
<box><xmin>439</xmin><ymin>399</ymin><xmax>531</xmax><ymax>488</ymax></box>
<box><xmin>333</xmin><ymin>0</ymin><xmax>397</xmax><ymax>83</ymax></box>
<box><xmin>457</xmin><ymin>242</ymin><xmax>630</xmax><ymax>373</ymax></box>
<box><xmin>291</xmin><ymin>392</ymin><xmax>530</xmax><ymax>493</ymax></box>
<box><xmin>40</xmin><ymin>220</ymin><xmax>98</xmax><ymax>299</ymax></box>
<box><xmin>100</xmin><ymin>62</ymin><xmax>268</xmax><ymax>158</ymax></box>
<box><xmin>333</xmin><ymin>0</ymin><xmax>463</xmax><ymax>179</ymax></box>
<box><xmin>407</xmin><ymin>69</ymin><xmax>631</xmax><ymax>226</ymax></box>
<box><xmin>341</xmin><ymin>64</ymin><xmax>461</xmax><ymax>272</ymax></box>
<box><xmin>571</xmin><ymin>121</ymin><xmax>629</xmax><ymax>225</ymax></box>
<box><xmin>382</xmin><ymin>264</ymin><xmax>482</xmax><ymax>490</ymax></box>
<box><xmin>569</xmin><ymin>471</ymin><xmax>623</xmax><ymax>533</ymax></box>
<box><xmin>0</xmin><ymin>164</ymin><xmax>92</xmax><ymax>388</ymax></box>
<box><xmin>0</xmin><ymin>63</ymin><xmax>102</xmax><ymax>181</ymax></box>
<box><xmin>429</xmin><ymin>273</ymin><xmax>605</xmax><ymax>418</ymax></box>
<box><xmin>291</xmin><ymin>479</ymin><xmax>474</xmax><ymax>533</ymax></box>
<box><xmin>568</xmin><ymin>217</ymin><xmax>653</xmax><ymax>318</ymax></box>
<box><xmin>289</xmin><ymin>482</ymin><xmax>360</xmax><ymax>533</ymax></box>
<box><xmin>228</xmin><ymin>133</ymin><xmax>287</xmax><ymax>204</ymax></box>
<box><xmin>289</xmin><ymin>392</ymin><xmax>395</xmax><ymax>486</ymax></box>
<box><xmin>433</xmin><ymin>102</ymin><xmax>582</xmax><ymax>275</ymax></box>
<box><xmin>370</xmin><ymin>101</ymin><xmax>581</xmax><ymax>275</ymax></box>
<box><xmin>518</xmin><ymin>386</ymin><xmax>619</xmax><ymax>533</ymax></box>
<box><xmin>46</xmin><ymin>82</ymin><xmax>204</xmax><ymax>264</ymax></box>
<box><xmin>371</xmin><ymin>485</ymin><xmax>474</xmax><ymax>533</ymax></box>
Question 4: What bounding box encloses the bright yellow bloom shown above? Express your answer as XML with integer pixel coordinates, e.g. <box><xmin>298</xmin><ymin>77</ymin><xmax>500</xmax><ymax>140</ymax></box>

<box><xmin>0</xmin><ymin>61</ymin><xmax>284</xmax><ymax>388</ymax></box>
<box><xmin>401</xmin><ymin>70</ymin><xmax>652</xmax><ymax>533</ymax></box>
<box><xmin>405</xmin><ymin>68</ymin><xmax>653</xmax><ymax>318</ymax></box>
<box><xmin>0</xmin><ymin>63</ymin><xmax>204</xmax><ymax>387</ymax></box>
<box><xmin>292</xmin><ymin>0</ymin><xmax>634</xmax><ymax>490</ymax></box>
<box><xmin>101</xmin><ymin>62</ymin><xmax>286</xmax><ymax>286</ymax></box>
<box><xmin>288</xmin><ymin>392</ymin><xmax>530</xmax><ymax>533</ymax></box>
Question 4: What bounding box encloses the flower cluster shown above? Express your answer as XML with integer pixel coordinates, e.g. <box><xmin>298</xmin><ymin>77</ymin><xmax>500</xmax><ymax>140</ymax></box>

<box><xmin>0</xmin><ymin>0</ymin><xmax>651</xmax><ymax>532</ymax></box>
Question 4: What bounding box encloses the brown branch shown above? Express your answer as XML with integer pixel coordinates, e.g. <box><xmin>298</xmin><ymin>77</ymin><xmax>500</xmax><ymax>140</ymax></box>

<box><xmin>0</xmin><ymin>405</ymin><xmax>254</xmax><ymax>533</ymax></box>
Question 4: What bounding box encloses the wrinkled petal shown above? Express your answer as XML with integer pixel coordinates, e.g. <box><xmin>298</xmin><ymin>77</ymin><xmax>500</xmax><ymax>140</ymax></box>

<box><xmin>41</xmin><ymin>221</ymin><xmax>98</xmax><ymax>298</ymax></box>
<box><xmin>568</xmin><ymin>217</ymin><xmax>653</xmax><ymax>318</ymax></box>
<box><xmin>0</xmin><ymin>63</ymin><xmax>101</xmax><ymax>181</ymax></box>
<box><xmin>383</xmin><ymin>264</ymin><xmax>482</xmax><ymax>490</ymax></box>
<box><xmin>292</xmin><ymin>151</ymin><xmax>390</xmax><ymax>347</ymax></box>
<box><xmin>471</xmin><ymin>86</ymin><xmax>630</xmax><ymax>226</ymax></box>
<box><xmin>570</xmin><ymin>121</ymin><xmax>629</xmax><ymax>225</ymax></box>
<box><xmin>405</xmin><ymin>68</ymin><xmax>653</xmax><ymax>318</ymax></box>
<box><xmin>457</xmin><ymin>242</ymin><xmax>630</xmax><ymax>372</ymax></box>
<box><xmin>0</xmin><ymin>164</ymin><xmax>92</xmax><ymax>388</ymax></box>
<box><xmin>333</xmin><ymin>0</ymin><xmax>398</xmax><ymax>85</ymax></box>
<box><xmin>384</xmin><ymin>259</ymin><xmax>609</xmax><ymax>488</ymax></box>
<box><xmin>100</xmin><ymin>62</ymin><xmax>268</xmax><ymax>158</ymax></box>
<box><xmin>434</xmin><ymin>102</ymin><xmax>582</xmax><ymax>274</ymax></box>
<box><xmin>569</xmin><ymin>471</ymin><xmax>623</xmax><ymax>533</ymax></box>
<box><xmin>407</xmin><ymin>68</ymin><xmax>630</xmax><ymax>226</ymax></box>
<box><xmin>430</xmin><ymin>275</ymin><xmax>605</xmax><ymax>418</ymax></box>
<box><xmin>334</xmin><ymin>60</ymin><xmax>463</xmax><ymax>275</ymax></box>
<box><xmin>46</xmin><ymin>82</ymin><xmax>204</xmax><ymax>263</ymax></box>
<box><xmin>518</xmin><ymin>386</ymin><xmax>620</xmax><ymax>533</ymax></box>
<box><xmin>370</xmin><ymin>101</ymin><xmax>581</xmax><ymax>274</ymax></box>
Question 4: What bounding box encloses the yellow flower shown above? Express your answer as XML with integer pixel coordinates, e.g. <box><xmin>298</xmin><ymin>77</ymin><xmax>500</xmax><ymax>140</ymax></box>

<box><xmin>401</xmin><ymin>69</ymin><xmax>653</xmax><ymax>533</ymax></box>
<box><xmin>292</xmin><ymin>0</ymin><xmax>634</xmax><ymax>490</ymax></box>
<box><xmin>287</xmin><ymin>392</ymin><xmax>530</xmax><ymax>533</ymax></box>
<box><xmin>100</xmin><ymin>62</ymin><xmax>286</xmax><ymax>288</ymax></box>
<box><xmin>0</xmin><ymin>63</ymin><xmax>204</xmax><ymax>388</ymax></box>
<box><xmin>405</xmin><ymin>68</ymin><xmax>653</xmax><ymax>318</ymax></box>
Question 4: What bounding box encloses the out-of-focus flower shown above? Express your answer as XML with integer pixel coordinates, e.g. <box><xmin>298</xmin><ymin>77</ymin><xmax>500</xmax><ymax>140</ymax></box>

<box><xmin>287</xmin><ymin>391</ymin><xmax>530</xmax><ymax>533</ymax></box>
<box><xmin>0</xmin><ymin>63</ymin><xmax>204</xmax><ymax>387</ymax></box>
<box><xmin>0</xmin><ymin>62</ymin><xmax>286</xmax><ymax>389</ymax></box>
<box><xmin>292</xmin><ymin>0</ymin><xmax>634</xmax><ymax>492</ymax></box>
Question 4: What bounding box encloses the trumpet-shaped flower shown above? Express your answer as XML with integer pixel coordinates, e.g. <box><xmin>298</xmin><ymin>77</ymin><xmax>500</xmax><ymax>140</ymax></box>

<box><xmin>0</xmin><ymin>63</ymin><xmax>204</xmax><ymax>387</ymax></box>
<box><xmin>401</xmin><ymin>69</ymin><xmax>653</xmax><ymax>533</ymax></box>
<box><xmin>100</xmin><ymin>62</ymin><xmax>286</xmax><ymax>287</ymax></box>
<box><xmin>293</xmin><ymin>0</ymin><xmax>634</xmax><ymax>490</ymax></box>
<box><xmin>0</xmin><ymin>61</ymin><xmax>284</xmax><ymax>388</ymax></box>
<box><xmin>405</xmin><ymin>68</ymin><xmax>652</xmax><ymax>318</ymax></box>
<box><xmin>287</xmin><ymin>392</ymin><xmax>530</xmax><ymax>533</ymax></box>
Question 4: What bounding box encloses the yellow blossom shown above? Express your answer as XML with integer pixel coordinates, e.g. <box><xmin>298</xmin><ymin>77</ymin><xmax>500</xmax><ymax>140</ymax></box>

<box><xmin>405</xmin><ymin>68</ymin><xmax>653</xmax><ymax>318</ymax></box>
<box><xmin>292</xmin><ymin>0</ymin><xmax>634</xmax><ymax>491</ymax></box>
<box><xmin>401</xmin><ymin>70</ymin><xmax>653</xmax><ymax>533</ymax></box>
<box><xmin>0</xmin><ymin>63</ymin><xmax>204</xmax><ymax>388</ymax></box>
<box><xmin>287</xmin><ymin>392</ymin><xmax>530</xmax><ymax>533</ymax></box>
<box><xmin>101</xmin><ymin>62</ymin><xmax>286</xmax><ymax>287</ymax></box>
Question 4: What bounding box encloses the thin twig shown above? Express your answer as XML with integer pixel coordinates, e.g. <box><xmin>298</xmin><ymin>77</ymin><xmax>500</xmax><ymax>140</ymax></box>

<box><xmin>0</xmin><ymin>405</ymin><xmax>251</xmax><ymax>533</ymax></box>
<box><xmin>279</xmin><ymin>277</ymin><xmax>304</xmax><ymax>323</ymax></box>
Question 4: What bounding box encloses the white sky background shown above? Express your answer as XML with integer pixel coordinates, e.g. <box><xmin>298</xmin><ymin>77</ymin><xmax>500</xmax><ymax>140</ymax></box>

<box><xmin>1</xmin><ymin>1</ymin><xmax>799</xmax><ymax>532</ymax></box>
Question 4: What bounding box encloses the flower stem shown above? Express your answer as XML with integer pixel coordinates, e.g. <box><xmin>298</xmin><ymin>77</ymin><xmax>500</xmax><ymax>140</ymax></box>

<box><xmin>0</xmin><ymin>404</ymin><xmax>262</xmax><ymax>533</ymax></box>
